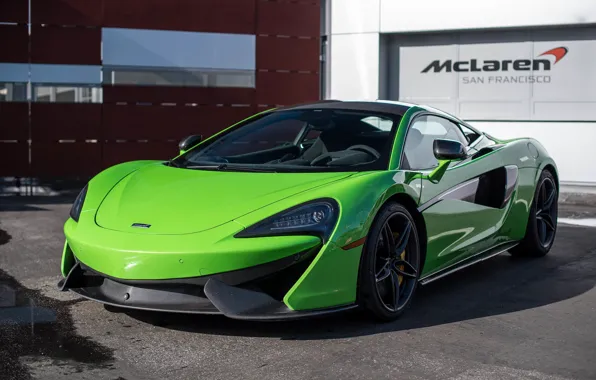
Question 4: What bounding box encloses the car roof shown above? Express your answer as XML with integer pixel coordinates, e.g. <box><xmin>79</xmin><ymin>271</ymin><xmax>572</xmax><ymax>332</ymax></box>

<box><xmin>278</xmin><ymin>100</ymin><xmax>413</xmax><ymax>117</ymax></box>
<box><xmin>275</xmin><ymin>100</ymin><xmax>466</xmax><ymax>125</ymax></box>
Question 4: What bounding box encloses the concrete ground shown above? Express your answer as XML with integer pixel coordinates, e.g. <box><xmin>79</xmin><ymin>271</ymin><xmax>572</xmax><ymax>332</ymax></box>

<box><xmin>1</xmin><ymin>197</ymin><xmax>595</xmax><ymax>380</ymax></box>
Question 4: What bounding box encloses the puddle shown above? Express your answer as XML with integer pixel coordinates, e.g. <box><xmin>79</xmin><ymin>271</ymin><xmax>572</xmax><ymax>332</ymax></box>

<box><xmin>0</xmin><ymin>269</ymin><xmax>115</xmax><ymax>380</ymax></box>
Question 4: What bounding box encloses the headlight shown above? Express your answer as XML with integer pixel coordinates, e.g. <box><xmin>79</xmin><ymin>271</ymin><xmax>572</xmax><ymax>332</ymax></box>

<box><xmin>235</xmin><ymin>199</ymin><xmax>339</xmax><ymax>242</ymax></box>
<box><xmin>69</xmin><ymin>185</ymin><xmax>88</xmax><ymax>222</ymax></box>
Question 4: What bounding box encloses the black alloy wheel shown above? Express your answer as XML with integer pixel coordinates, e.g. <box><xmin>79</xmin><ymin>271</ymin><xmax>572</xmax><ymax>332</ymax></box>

<box><xmin>535</xmin><ymin>176</ymin><xmax>557</xmax><ymax>248</ymax></box>
<box><xmin>359</xmin><ymin>202</ymin><xmax>421</xmax><ymax>321</ymax></box>
<box><xmin>510</xmin><ymin>169</ymin><xmax>558</xmax><ymax>257</ymax></box>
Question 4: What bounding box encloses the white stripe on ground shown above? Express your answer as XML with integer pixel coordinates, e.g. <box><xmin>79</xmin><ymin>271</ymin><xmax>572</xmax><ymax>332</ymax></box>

<box><xmin>558</xmin><ymin>218</ymin><xmax>596</xmax><ymax>227</ymax></box>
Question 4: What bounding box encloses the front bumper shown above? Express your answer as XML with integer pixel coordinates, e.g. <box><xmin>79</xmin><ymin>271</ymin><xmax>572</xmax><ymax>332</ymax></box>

<box><xmin>58</xmin><ymin>249</ymin><xmax>357</xmax><ymax>321</ymax></box>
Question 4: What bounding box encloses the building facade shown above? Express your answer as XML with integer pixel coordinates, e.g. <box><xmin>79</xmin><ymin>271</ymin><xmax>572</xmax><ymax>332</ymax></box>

<box><xmin>326</xmin><ymin>0</ymin><xmax>596</xmax><ymax>189</ymax></box>
<box><xmin>0</xmin><ymin>0</ymin><xmax>322</xmax><ymax>179</ymax></box>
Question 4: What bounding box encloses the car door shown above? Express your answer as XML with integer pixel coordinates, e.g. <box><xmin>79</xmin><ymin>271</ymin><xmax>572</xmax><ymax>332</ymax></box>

<box><xmin>401</xmin><ymin>114</ymin><xmax>510</xmax><ymax>277</ymax></box>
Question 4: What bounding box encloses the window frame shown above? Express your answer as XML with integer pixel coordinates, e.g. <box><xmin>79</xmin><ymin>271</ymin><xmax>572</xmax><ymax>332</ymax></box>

<box><xmin>398</xmin><ymin>111</ymin><xmax>476</xmax><ymax>171</ymax></box>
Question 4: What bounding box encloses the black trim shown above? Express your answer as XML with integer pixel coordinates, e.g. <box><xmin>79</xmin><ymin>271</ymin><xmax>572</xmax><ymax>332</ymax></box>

<box><xmin>57</xmin><ymin>250</ymin><xmax>357</xmax><ymax>320</ymax></box>
<box><xmin>465</xmin><ymin>119</ymin><xmax>596</xmax><ymax>123</ymax></box>
<box><xmin>204</xmin><ymin>279</ymin><xmax>357</xmax><ymax>321</ymax></box>
<box><xmin>502</xmin><ymin>165</ymin><xmax>519</xmax><ymax>208</ymax></box>
<box><xmin>417</xmin><ymin>164</ymin><xmax>518</xmax><ymax>212</ymax></box>
<box><xmin>470</xmin><ymin>144</ymin><xmax>505</xmax><ymax>160</ymax></box>
<box><xmin>417</xmin><ymin>177</ymin><xmax>480</xmax><ymax>212</ymax></box>
<box><xmin>72</xmin><ymin>248</ymin><xmax>317</xmax><ymax>288</ymax></box>
<box><xmin>279</xmin><ymin>100</ymin><xmax>410</xmax><ymax>116</ymax></box>
<box><xmin>419</xmin><ymin>241</ymin><xmax>519</xmax><ymax>285</ymax></box>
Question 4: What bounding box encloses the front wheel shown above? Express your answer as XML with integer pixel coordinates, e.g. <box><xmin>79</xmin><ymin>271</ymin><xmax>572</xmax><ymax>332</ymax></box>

<box><xmin>358</xmin><ymin>202</ymin><xmax>421</xmax><ymax>321</ymax></box>
<box><xmin>509</xmin><ymin>169</ymin><xmax>558</xmax><ymax>257</ymax></box>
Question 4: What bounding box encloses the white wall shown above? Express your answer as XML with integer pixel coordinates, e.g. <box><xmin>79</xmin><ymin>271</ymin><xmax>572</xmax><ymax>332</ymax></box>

<box><xmin>328</xmin><ymin>0</ymin><xmax>596</xmax><ymax>186</ymax></box>
<box><xmin>331</xmin><ymin>0</ymin><xmax>380</xmax><ymax>34</ymax></box>
<box><xmin>330</xmin><ymin>33</ymin><xmax>379</xmax><ymax>100</ymax></box>
<box><xmin>471</xmin><ymin>122</ymin><xmax>596</xmax><ymax>184</ymax></box>
<box><xmin>329</xmin><ymin>0</ymin><xmax>596</xmax><ymax>100</ymax></box>
<box><xmin>380</xmin><ymin>0</ymin><xmax>596</xmax><ymax>33</ymax></box>
<box><xmin>329</xmin><ymin>0</ymin><xmax>381</xmax><ymax>100</ymax></box>
<box><xmin>399</xmin><ymin>41</ymin><xmax>596</xmax><ymax>121</ymax></box>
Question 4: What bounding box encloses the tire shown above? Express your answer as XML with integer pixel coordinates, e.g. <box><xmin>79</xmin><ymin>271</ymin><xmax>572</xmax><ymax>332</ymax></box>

<box><xmin>509</xmin><ymin>169</ymin><xmax>558</xmax><ymax>257</ymax></box>
<box><xmin>358</xmin><ymin>202</ymin><xmax>421</xmax><ymax>322</ymax></box>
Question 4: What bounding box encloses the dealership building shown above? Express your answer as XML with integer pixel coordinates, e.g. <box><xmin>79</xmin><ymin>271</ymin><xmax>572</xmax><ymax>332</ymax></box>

<box><xmin>2</xmin><ymin>0</ymin><xmax>596</xmax><ymax>197</ymax></box>
<box><xmin>324</xmin><ymin>0</ymin><xmax>596</xmax><ymax>192</ymax></box>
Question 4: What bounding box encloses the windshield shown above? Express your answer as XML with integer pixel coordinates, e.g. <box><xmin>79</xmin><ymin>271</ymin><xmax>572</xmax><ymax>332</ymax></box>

<box><xmin>172</xmin><ymin>109</ymin><xmax>401</xmax><ymax>172</ymax></box>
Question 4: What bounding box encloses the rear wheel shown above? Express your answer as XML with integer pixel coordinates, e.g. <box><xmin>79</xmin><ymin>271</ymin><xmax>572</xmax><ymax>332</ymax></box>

<box><xmin>510</xmin><ymin>169</ymin><xmax>558</xmax><ymax>257</ymax></box>
<box><xmin>358</xmin><ymin>202</ymin><xmax>421</xmax><ymax>321</ymax></box>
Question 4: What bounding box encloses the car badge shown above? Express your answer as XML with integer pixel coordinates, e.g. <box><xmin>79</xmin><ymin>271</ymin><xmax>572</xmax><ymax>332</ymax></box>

<box><xmin>131</xmin><ymin>223</ymin><xmax>151</xmax><ymax>228</ymax></box>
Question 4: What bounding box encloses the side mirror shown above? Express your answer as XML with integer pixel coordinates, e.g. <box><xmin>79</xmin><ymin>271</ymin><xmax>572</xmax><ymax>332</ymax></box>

<box><xmin>179</xmin><ymin>134</ymin><xmax>202</xmax><ymax>154</ymax></box>
<box><xmin>426</xmin><ymin>139</ymin><xmax>466</xmax><ymax>183</ymax></box>
<box><xmin>433</xmin><ymin>139</ymin><xmax>466</xmax><ymax>161</ymax></box>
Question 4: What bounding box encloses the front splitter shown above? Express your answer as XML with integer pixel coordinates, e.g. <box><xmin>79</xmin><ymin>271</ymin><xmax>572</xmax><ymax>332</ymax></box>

<box><xmin>58</xmin><ymin>262</ymin><xmax>357</xmax><ymax>321</ymax></box>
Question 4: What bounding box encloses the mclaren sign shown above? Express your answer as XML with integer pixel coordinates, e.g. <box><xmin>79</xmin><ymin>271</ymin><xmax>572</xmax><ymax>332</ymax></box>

<box><xmin>420</xmin><ymin>47</ymin><xmax>568</xmax><ymax>84</ymax></box>
<box><xmin>421</xmin><ymin>47</ymin><xmax>568</xmax><ymax>73</ymax></box>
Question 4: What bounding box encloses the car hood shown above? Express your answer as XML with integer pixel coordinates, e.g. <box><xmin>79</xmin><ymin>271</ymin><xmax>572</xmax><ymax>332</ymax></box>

<box><xmin>95</xmin><ymin>163</ymin><xmax>353</xmax><ymax>235</ymax></box>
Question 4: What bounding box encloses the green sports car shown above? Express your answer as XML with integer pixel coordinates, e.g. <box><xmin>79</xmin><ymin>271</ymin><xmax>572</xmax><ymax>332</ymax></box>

<box><xmin>58</xmin><ymin>100</ymin><xmax>559</xmax><ymax>321</ymax></box>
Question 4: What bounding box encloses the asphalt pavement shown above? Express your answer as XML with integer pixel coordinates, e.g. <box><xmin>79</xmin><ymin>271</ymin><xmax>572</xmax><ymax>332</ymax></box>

<box><xmin>1</xmin><ymin>197</ymin><xmax>595</xmax><ymax>380</ymax></box>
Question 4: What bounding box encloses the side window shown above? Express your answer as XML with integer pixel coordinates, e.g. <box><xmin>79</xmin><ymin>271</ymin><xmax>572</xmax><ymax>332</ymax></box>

<box><xmin>459</xmin><ymin>123</ymin><xmax>481</xmax><ymax>145</ymax></box>
<box><xmin>361</xmin><ymin>116</ymin><xmax>394</xmax><ymax>131</ymax></box>
<box><xmin>402</xmin><ymin>115</ymin><xmax>468</xmax><ymax>170</ymax></box>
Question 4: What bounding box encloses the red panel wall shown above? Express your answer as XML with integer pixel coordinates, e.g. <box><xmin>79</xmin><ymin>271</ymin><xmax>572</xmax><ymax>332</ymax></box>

<box><xmin>29</xmin><ymin>104</ymin><xmax>102</xmax><ymax>177</ymax></box>
<box><xmin>2</xmin><ymin>0</ymin><xmax>322</xmax><ymax>179</ymax></box>
<box><xmin>31</xmin><ymin>0</ymin><xmax>104</xmax><ymax>26</ymax></box>
<box><xmin>0</xmin><ymin>0</ymin><xmax>29</xmax><ymax>23</ymax></box>
<box><xmin>31</xmin><ymin>142</ymin><xmax>102</xmax><ymax>178</ymax></box>
<box><xmin>0</xmin><ymin>103</ymin><xmax>29</xmax><ymax>140</ymax></box>
<box><xmin>102</xmin><ymin>142</ymin><xmax>178</xmax><ymax>168</ymax></box>
<box><xmin>102</xmin><ymin>105</ymin><xmax>255</xmax><ymax>140</ymax></box>
<box><xmin>30</xmin><ymin>26</ymin><xmax>102</xmax><ymax>65</ymax></box>
<box><xmin>0</xmin><ymin>143</ymin><xmax>29</xmax><ymax>177</ymax></box>
<box><xmin>0</xmin><ymin>25</ymin><xmax>29</xmax><ymax>63</ymax></box>
<box><xmin>103</xmin><ymin>86</ymin><xmax>256</xmax><ymax>105</ymax></box>
<box><xmin>257</xmin><ymin>36</ymin><xmax>319</xmax><ymax>72</ymax></box>
<box><xmin>255</xmin><ymin>0</ymin><xmax>320</xmax><ymax>106</ymax></box>
<box><xmin>31</xmin><ymin>104</ymin><xmax>102</xmax><ymax>141</ymax></box>
<box><xmin>256</xmin><ymin>72</ymin><xmax>319</xmax><ymax>105</ymax></box>
<box><xmin>103</xmin><ymin>0</ymin><xmax>256</xmax><ymax>34</ymax></box>
<box><xmin>256</xmin><ymin>1</ymin><xmax>320</xmax><ymax>37</ymax></box>
<box><xmin>177</xmin><ymin>0</ymin><xmax>256</xmax><ymax>34</ymax></box>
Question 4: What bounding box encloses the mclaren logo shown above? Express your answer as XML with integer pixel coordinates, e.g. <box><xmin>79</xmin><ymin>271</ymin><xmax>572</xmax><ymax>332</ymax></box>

<box><xmin>131</xmin><ymin>223</ymin><xmax>151</xmax><ymax>228</ymax></box>
<box><xmin>421</xmin><ymin>46</ymin><xmax>568</xmax><ymax>73</ymax></box>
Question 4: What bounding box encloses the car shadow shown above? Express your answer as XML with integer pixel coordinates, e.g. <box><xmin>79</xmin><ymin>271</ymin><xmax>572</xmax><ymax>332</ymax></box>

<box><xmin>0</xmin><ymin>195</ymin><xmax>77</xmax><ymax>212</ymax></box>
<box><xmin>0</xmin><ymin>228</ymin><xmax>11</xmax><ymax>245</ymax></box>
<box><xmin>119</xmin><ymin>225</ymin><xmax>596</xmax><ymax>341</ymax></box>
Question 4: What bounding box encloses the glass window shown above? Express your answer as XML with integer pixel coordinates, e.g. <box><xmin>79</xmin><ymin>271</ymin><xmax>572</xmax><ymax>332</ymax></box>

<box><xmin>173</xmin><ymin>109</ymin><xmax>400</xmax><ymax>172</ymax></box>
<box><xmin>33</xmin><ymin>85</ymin><xmax>102</xmax><ymax>103</ymax></box>
<box><xmin>459</xmin><ymin>123</ymin><xmax>482</xmax><ymax>145</ymax></box>
<box><xmin>103</xmin><ymin>67</ymin><xmax>255</xmax><ymax>88</ymax></box>
<box><xmin>210</xmin><ymin>71</ymin><xmax>255</xmax><ymax>88</ymax></box>
<box><xmin>402</xmin><ymin>115</ymin><xmax>467</xmax><ymax>170</ymax></box>
<box><xmin>0</xmin><ymin>83</ymin><xmax>28</xmax><ymax>102</ymax></box>
<box><xmin>361</xmin><ymin>116</ymin><xmax>393</xmax><ymax>131</ymax></box>
<box><xmin>102</xmin><ymin>28</ymin><xmax>255</xmax><ymax>71</ymax></box>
